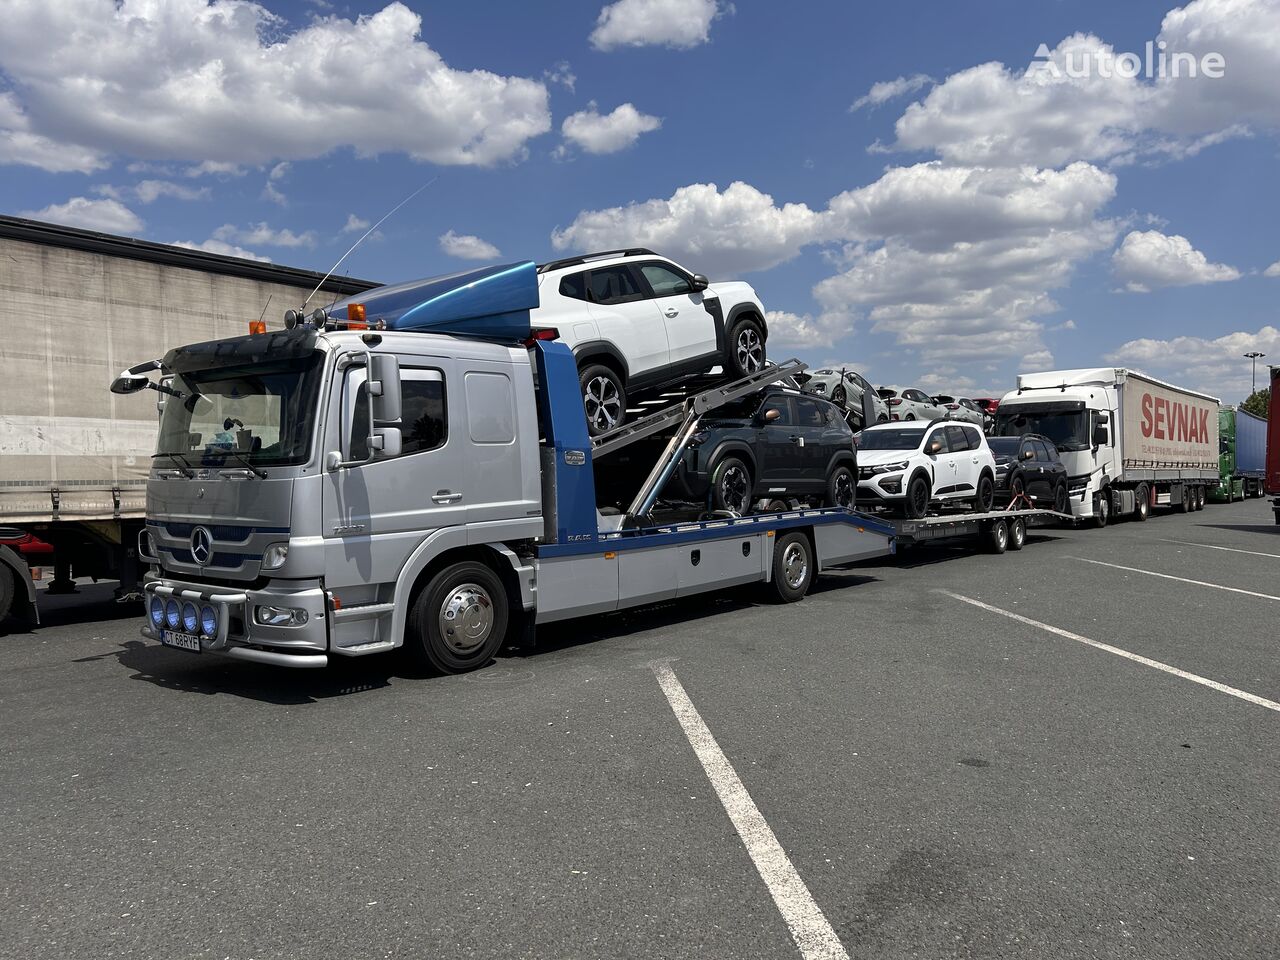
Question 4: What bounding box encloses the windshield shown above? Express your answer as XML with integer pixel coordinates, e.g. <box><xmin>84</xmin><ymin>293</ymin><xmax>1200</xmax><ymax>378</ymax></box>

<box><xmin>993</xmin><ymin>405</ymin><xmax>1087</xmax><ymax>451</ymax></box>
<box><xmin>859</xmin><ymin>428</ymin><xmax>925</xmax><ymax>451</ymax></box>
<box><xmin>156</xmin><ymin>354</ymin><xmax>324</xmax><ymax>467</ymax></box>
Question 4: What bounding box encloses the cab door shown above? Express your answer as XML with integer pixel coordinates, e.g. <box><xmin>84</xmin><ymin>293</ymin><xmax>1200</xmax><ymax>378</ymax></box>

<box><xmin>635</xmin><ymin>261</ymin><xmax>716</xmax><ymax>366</ymax></box>
<box><xmin>321</xmin><ymin>356</ymin><xmax>468</xmax><ymax>593</ymax></box>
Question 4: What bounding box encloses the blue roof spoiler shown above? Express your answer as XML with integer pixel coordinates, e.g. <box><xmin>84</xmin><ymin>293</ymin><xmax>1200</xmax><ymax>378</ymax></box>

<box><xmin>327</xmin><ymin>260</ymin><xmax>539</xmax><ymax>339</ymax></box>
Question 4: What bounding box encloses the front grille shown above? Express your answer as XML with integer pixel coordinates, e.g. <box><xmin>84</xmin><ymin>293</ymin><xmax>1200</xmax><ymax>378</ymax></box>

<box><xmin>162</xmin><ymin>546</ymin><xmax>255</xmax><ymax>569</ymax></box>
<box><xmin>150</xmin><ymin>521</ymin><xmax>287</xmax><ymax>543</ymax></box>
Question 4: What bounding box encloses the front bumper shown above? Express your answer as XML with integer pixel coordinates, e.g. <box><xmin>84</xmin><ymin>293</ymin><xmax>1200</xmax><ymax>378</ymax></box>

<box><xmin>856</xmin><ymin>471</ymin><xmax>905</xmax><ymax>503</ymax></box>
<box><xmin>141</xmin><ymin>577</ymin><xmax>330</xmax><ymax>668</ymax></box>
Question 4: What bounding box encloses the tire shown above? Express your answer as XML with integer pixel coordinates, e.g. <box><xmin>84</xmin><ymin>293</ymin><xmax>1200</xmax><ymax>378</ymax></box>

<box><xmin>406</xmin><ymin>561</ymin><xmax>509</xmax><ymax>674</ymax></box>
<box><xmin>975</xmin><ymin>474</ymin><xmax>995</xmax><ymax>513</ymax></box>
<box><xmin>825</xmin><ymin>464</ymin><xmax>856</xmax><ymax>509</ymax></box>
<box><xmin>831</xmin><ymin>385</ymin><xmax>847</xmax><ymax>408</ymax></box>
<box><xmin>1008</xmin><ymin>516</ymin><xmax>1026</xmax><ymax>550</ymax></box>
<box><xmin>903</xmin><ymin>473</ymin><xmax>930</xmax><ymax>519</ymax></box>
<box><xmin>987</xmin><ymin>519</ymin><xmax>1009</xmax><ymax>554</ymax></box>
<box><xmin>0</xmin><ymin>563</ymin><xmax>14</xmax><ymax>622</ymax></box>
<box><xmin>877</xmin><ymin>414</ymin><xmax>889</xmax><ymax>423</ymax></box>
<box><xmin>726</xmin><ymin>318</ymin><xmax>765</xmax><ymax>378</ymax></box>
<box><xmin>1094</xmin><ymin>491</ymin><xmax>1110</xmax><ymax>528</ymax></box>
<box><xmin>710</xmin><ymin>456</ymin><xmax>753</xmax><ymax>514</ymax></box>
<box><xmin>770</xmin><ymin>530</ymin><xmax>814</xmax><ymax>603</ymax></box>
<box><xmin>1052</xmin><ymin>480</ymin><xmax>1070</xmax><ymax>517</ymax></box>
<box><xmin>579</xmin><ymin>363</ymin><xmax>626</xmax><ymax>437</ymax></box>
<box><xmin>1009</xmin><ymin>475</ymin><xmax>1026</xmax><ymax>506</ymax></box>
<box><xmin>1176</xmin><ymin>486</ymin><xmax>1191</xmax><ymax>513</ymax></box>
<box><xmin>1195</xmin><ymin>486</ymin><xmax>1205</xmax><ymax>511</ymax></box>
<box><xmin>904</xmin><ymin>413</ymin><xmax>916</xmax><ymax>421</ymax></box>
<box><xmin>1134</xmin><ymin>483</ymin><xmax>1149</xmax><ymax>522</ymax></box>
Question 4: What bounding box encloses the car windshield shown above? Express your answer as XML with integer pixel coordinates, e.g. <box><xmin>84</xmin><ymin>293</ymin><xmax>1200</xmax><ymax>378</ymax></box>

<box><xmin>859</xmin><ymin>428</ymin><xmax>925</xmax><ymax>450</ymax></box>
<box><xmin>992</xmin><ymin>404</ymin><xmax>1088</xmax><ymax>451</ymax></box>
<box><xmin>987</xmin><ymin>437</ymin><xmax>1022</xmax><ymax>457</ymax></box>
<box><xmin>156</xmin><ymin>353</ymin><xmax>324</xmax><ymax>467</ymax></box>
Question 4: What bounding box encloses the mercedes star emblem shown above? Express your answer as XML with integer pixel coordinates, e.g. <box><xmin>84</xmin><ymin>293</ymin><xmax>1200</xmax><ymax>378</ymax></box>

<box><xmin>190</xmin><ymin>526</ymin><xmax>213</xmax><ymax>566</ymax></box>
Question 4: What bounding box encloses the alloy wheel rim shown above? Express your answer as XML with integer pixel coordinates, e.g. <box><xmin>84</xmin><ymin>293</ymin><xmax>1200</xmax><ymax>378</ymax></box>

<box><xmin>833</xmin><ymin>472</ymin><xmax>854</xmax><ymax>507</ymax></box>
<box><xmin>720</xmin><ymin>465</ymin><xmax>750</xmax><ymax>512</ymax></box>
<box><xmin>782</xmin><ymin>542</ymin><xmax>808</xmax><ymax>588</ymax></box>
<box><xmin>736</xmin><ymin>329</ymin><xmax>763</xmax><ymax>373</ymax></box>
<box><xmin>438</xmin><ymin>583</ymin><xmax>494</xmax><ymax>654</ymax></box>
<box><xmin>584</xmin><ymin>376</ymin><xmax>621</xmax><ymax>431</ymax></box>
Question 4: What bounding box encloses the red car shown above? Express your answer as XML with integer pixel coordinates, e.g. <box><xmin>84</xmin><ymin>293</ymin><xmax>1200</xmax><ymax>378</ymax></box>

<box><xmin>973</xmin><ymin>397</ymin><xmax>1001</xmax><ymax>416</ymax></box>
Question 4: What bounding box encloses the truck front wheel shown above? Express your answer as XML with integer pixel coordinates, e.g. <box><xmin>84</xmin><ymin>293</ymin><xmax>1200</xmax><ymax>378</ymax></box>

<box><xmin>407</xmin><ymin>561</ymin><xmax>509</xmax><ymax>674</ymax></box>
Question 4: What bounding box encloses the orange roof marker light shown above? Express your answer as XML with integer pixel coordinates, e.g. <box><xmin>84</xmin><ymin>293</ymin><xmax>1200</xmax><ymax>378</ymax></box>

<box><xmin>248</xmin><ymin>320</ymin><xmax>267</xmax><ymax>335</ymax></box>
<box><xmin>347</xmin><ymin>303</ymin><xmax>368</xmax><ymax>330</ymax></box>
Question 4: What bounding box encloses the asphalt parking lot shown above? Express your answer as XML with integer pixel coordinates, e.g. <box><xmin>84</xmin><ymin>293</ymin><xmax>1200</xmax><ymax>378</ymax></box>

<box><xmin>3</xmin><ymin>498</ymin><xmax>1278</xmax><ymax>960</ymax></box>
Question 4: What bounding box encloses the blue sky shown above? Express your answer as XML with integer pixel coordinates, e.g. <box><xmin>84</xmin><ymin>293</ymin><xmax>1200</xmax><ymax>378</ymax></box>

<box><xmin>2</xmin><ymin>0</ymin><xmax>1278</xmax><ymax>402</ymax></box>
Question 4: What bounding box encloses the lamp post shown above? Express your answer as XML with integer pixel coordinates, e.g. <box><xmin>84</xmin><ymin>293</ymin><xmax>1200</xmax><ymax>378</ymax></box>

<box><xmin>1244</xmin><ymin>351</ymin><xmax>1265</xmax><ymax>395</ymax></box>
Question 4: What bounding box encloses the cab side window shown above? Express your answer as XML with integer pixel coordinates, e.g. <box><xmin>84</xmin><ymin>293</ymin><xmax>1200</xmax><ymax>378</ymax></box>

<box><xmin>350</xmin><ymin>369</ymin><xmax>447</xmax><ymax>461</ymax></box>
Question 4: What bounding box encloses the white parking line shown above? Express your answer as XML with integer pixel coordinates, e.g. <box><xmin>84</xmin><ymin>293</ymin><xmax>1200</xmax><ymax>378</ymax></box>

<box><xmin>650</xmin><ymin>661</ymin><xmax>849</xmax><ymax>960</ymax></box>
<box><xmin>1072</xmin><ymin>556</ymin><xmax>1280</xmax><ymax>602</ymax></box>
<box><xmin>937</xmin><ymin>591</ymin><xmax>1280</xmax><ymax>714</ymax></box>
<box><xmin>1160</xmin><ymin>539</ymin><xmax>1280</xmax><ymax>560</ymax></box>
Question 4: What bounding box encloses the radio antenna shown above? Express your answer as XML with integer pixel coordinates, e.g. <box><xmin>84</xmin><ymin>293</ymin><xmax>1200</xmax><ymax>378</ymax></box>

<box><xmin>301</xmin><ymin>176</ymin><xmax>438</xmax><ymax>311</ymax></box>
<box><xmin>257</xmin><ymin>294</ymin><xmax>273</xmax><ymax>324</ymax></box>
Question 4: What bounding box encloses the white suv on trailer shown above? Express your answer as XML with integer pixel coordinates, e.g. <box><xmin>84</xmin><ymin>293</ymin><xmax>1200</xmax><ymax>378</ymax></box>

<box><xmin>532</xmin><ymin>248</ymin><xmax>769</xmax><ymax>435</ymax></box>
<box><xmin>855</xmin><ymin>420</ymin><xmax>997</xmax><ymax>518</ymax></box>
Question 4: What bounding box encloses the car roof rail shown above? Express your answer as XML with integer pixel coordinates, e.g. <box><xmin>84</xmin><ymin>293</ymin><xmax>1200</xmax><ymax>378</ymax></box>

<box><xmin>536</xmin><ymin>248</ymin><xmax>658</xmax><ymax>274</ymax></box>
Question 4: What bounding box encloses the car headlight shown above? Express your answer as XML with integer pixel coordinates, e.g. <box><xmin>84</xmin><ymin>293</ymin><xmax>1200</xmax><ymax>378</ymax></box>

<box><xmin>262</xmin><ymin>542</ymin><xmax>289</xmax><ymax>570</ymax></box>
<box><xmin>165</xmin><ymin>599</ymin><xmax>181</xmax><ymax>629</ymax></box>
<box><xmin>871</xmin><ymin>460</ymin><xmax>910</xmax><ymax>475</ymax></box>
<box><xmin>181</xmin><ymin>602</ymin><xmax>199</xmax><ymax>633</ymax></box>
<box><xmin>149</xmin><ymin>595</ymin><xmax>165</xmax><ymax>627</ymax></box>
<box><xmin>199</xmin><ymin>604</ymin><xmax>218</xmax><ymax>638</ymax></box>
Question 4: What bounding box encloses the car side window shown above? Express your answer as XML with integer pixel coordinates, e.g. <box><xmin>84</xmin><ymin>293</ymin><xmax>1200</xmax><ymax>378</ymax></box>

<box><xmin>559</xmin><ymin>272</ymin><xmax>588</xmax><ymax>301</ymax></box>
<box><xmin>926</xmin><ymin>427</ymin><xmax>950</xmax><ymax>453</ymax></box>
<box><xmin>963</xmin><ymin>426</ymin><xmax>982</xmax><ymax>450</ymax></box>
<box><xmin>638</xmin><ymin>263</ymin><xmax>693</xmax><ymax>297</ymax></box>
<box><xmin>350</xmin><ymin>369</ymin><xmax>447</xmax><ymax>461</ymax></box>
<box><xmin>946</xmin><ymin>425</ymin><xmax>969</xmax><ymax>451</ymax></box>
<box><xmin>760</xmin><ymin>397</ymin><xmax>794</xmax><ymax>426</ymax></box>
<box><xmin>1036</xmin><ymin>440</ymin><xmax>1057</xmax><ymax>461</ymax></box>
<box><xmin>796</xmin><ymin>398</ymin><xmax>826</xmax><ymax>427</ymax></box>
<box><xmin>588</xmin><ymin>266</ymin><xmax>646</xmax><ymax>305</ymax></box>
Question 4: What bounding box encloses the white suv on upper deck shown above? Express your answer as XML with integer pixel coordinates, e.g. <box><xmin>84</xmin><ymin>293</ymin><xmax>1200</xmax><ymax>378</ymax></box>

<box><xmin>532</xmin><ymin>248</ymin><xmax>769</xmax><ymax>435</ymax></box>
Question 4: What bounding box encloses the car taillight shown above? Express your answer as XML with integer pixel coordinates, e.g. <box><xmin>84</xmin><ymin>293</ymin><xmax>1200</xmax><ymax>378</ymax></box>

<box><xmin>888</xmin><ymin>398</ymin><xmax>902</xmax><ymax>406</ymax></box>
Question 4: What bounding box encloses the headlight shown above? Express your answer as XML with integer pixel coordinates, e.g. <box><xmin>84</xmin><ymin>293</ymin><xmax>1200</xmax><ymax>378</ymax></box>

<box><xmin>871</xmin><ymin>460</ymin><xmax>910</xmax><ymax>475</ymax></box>
<box><xmin>165</xmin><ymin>599</ymin><xmax>180</xmax><ymax>629</ymax></box>
<box><xmin>254</xmin><ymin>605</ymin><xmax>309</xmax><ymax>627</ymax></box>
<box><xmin>262</xmin><ymin>542</ymin><xmax>289</xmax><ymax>570</ymax></box>
<box><xmin>149</xmin><ymin>595</ymin><xmax>165</xmax><ymax>627</ymax></box>
<box><xmin>199</xmin><ymin>604</ymin><xmax>218</xmax><ymax>638</ymax></box>
<box><xmin>181</xmin><ymin>602</ymin><xmax>198</xmax><ymax>633</ymax></box>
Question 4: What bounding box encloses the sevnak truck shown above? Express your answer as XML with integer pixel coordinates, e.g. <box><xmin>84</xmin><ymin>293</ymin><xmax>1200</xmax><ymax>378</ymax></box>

<box><xmin>995</xmin><ymin>368</ymin><xmax>1219</xmax><ymax>525</ymax></box>
<box><xmin>110</xmin><ymin>262</ymin><xmax>898</xmax><ymax>670</ymax></box>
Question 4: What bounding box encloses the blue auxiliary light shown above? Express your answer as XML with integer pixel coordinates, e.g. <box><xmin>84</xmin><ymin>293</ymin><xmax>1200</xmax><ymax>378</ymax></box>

<box><xmin>200</xmin><ymin>605</ymin><xmax>218</xmax><ymax>638</ymax></box>
<box><xmin>182</xmin><ymin>602</ymin><xmax>199</xmax><ymax>633</ymax></box>
<box><xmin>165</xmin><ymin>599</ymin><xmax>180</xmax><ymax>629</ymax></box>
<box><xmin>149</xmin><ymin>595</ymin><xmax>164</xmax><ymax>627</ymax></box>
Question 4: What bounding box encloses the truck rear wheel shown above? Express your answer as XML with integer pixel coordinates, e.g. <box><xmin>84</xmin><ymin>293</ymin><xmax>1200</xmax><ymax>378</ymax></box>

<box><xmin>770</xmin><ymin>531</ymin><xmax>814</xmax><ymax>603</ymax></box>
<box><xmin>407</xmin><ymin>561</ymin><xmax>509</xmax><ymax>674</ymax></box>
<box><xmin>1093</xmin><ymin>492</ymin><xmax>1110</xmax><ymax>528</ymax></box>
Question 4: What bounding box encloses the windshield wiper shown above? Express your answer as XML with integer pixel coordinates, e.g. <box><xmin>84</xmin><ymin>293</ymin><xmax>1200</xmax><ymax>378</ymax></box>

<box><xmin>152</xmin><ymin>452</ymin><xmax>194</xmax><ymax>478</ymax></box>
<box><xmin>217</xmin><ymin>450</ymin><xmax>268</xmax><ymax>479</ymax></box>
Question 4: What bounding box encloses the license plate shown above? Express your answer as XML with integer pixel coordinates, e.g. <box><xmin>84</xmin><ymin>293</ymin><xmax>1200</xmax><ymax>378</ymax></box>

<box><xmin>160</xmin><ymin>630</ymin><xmax>202</xmax><ymax>653</ymax></box>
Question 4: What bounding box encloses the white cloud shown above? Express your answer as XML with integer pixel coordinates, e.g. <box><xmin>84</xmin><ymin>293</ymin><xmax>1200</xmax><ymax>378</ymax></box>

<box><xmin>171</xmin><ymin>238</ymin><xmax>271</xmax><ymax>262</ymax></box>
<box><xmin>135</xmin><ymin>180</ymin><xmax>211</xmax><ymax>203</ymax></box>
<box><xmin>887</xmin><ymin>0</ymin><xmax>1280</xmax><ymax>168</ymax></box>
<box><xmin>343</xmin><ymin>214</ymin><xmax>371</xmax><ymax>233</ymax></box>
<box><xmin>590</xmin><ymin>0</ymin><xmax>723</xmax><ymax>50</ymax></box>
<box><xmin>544</xmin><ymin>61</ymin><xmax>576</xmax><ymax>92</ymax></box>
<box><xmin>552</xmin><ymin>181</ymin><xmax>825</xmax><ymax>277</ymax></box>
<box><xmin>19</xmin><ymin>196</ymin><xmax>143</xmax><ymax>234</ymax></box>
<box><xmin>560</xmin><ymin>102</ymin><xmax>662</xmax><ymax>155</ymax></box>
<box><xmin>185</xmin><ymin>161</ymin><xmax>245</xmax><ymax>178</ymax></box>
<box><xmin>213</xmin><ymin>222</ymin><xmax>316</xmax><ymax>248</ymax></box>
<box><xmin>765</xmin><ymin>311</ymin><xmax>849</xmax><ymax>350</ymax></box>
<box><xmin>439</xmin><ymin>230</ymin><xmax>501</xmax><ymax>260</ymax></box>
<box><xmin>1112</xmin><ymin>229</ymin><xmax>1240</xmax><ymax>292</ymax></box>
<box><xmin>851</xmin><ymin>73</ymin><xmax>932</xmax><ymax>111</ymax></box>
<box><xmin>0</xmin><ymin>1</ymin><xmax>550</xmax><ymax>173</ymax></box>
<box><xmin>1264</xmin><ymin>259</ymin><xmax>1280</xmax><ymax>277</ymax></box>
<box><xmin>1104</xmin><ymin>325</ymin><xmax>1280</xmax><ymax>399</ymax></box>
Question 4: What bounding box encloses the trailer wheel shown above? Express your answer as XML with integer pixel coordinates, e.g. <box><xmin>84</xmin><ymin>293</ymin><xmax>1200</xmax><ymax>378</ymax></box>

<box><xmin>1176</xmin><ymin>487</ymin><xmax>1190</xmax><ymax>513</ymax></box>
<box><xmin>0</xmin><ymin>563</ymin><xmax>14</xmax><ymax>622</ymax></box>
<box><xmin>407</xmin><ymin>561</ymin><xmax>509</xmax><ymax>674</ymax></box>
<box><xmin>986</xmin><ymin>519</ymin><xmax>1009</xmax><ymax>554</ymax></box>
<box><xmin>1007</xmin><ymin>517</ymin><xmax>1026</xmax><ymax>550</ymax></box>
<box><xmin>770</xmin><ymin>531</ymin><xmax>814</xmax><ymax>603</ymax></box>
<box><xmin>1129</xmin><ymin>483</ymin><xmax>1147</xmax><ymax>521</ymax></box>
<box><xmin>1195</xmin><ymin>486</ymin><xmax>1205</xmax><ymax>511</ymax></box>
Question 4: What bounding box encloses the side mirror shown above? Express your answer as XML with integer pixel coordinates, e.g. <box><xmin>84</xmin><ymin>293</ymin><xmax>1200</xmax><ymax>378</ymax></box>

<box><xmin>927</xmin><ymin>440</ymin><xmax>942</xmax><ymax>455</ymax></box>
<box><xmin>1022</xmin><ymin>449</ymin><xmax>1036</xmax><ymax>460</ymax></box>
<box><xmin>762</xmin><ymin>408</ymin><xmax>782</xmax><ymax>423</ymax></box>
<box><xmin>691</xmin><ymin>274</ymin><xmax>709</xmax><ymax>291</ymax></box>
<box><xmin>368</xmin><ymin>427</ymin><xmax>402</xmax><ymax>459</ymax></box>
<box><xmin>1092</xmin><ymin>425</ymin><xmax>1108</xmax><ymax>446</ymax></box>
<box><xmin>110</xmin><ymin>373</ymin><xmax>150</xmax><ymax>395</ymax></box>
<box><xmin>368</xmin><ymin>354</ymin><xmax>402</xmax><ymax>425</ymax></box>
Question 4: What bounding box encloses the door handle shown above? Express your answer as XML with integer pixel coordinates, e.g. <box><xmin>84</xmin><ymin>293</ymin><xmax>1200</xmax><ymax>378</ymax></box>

<box><xmin>432</xmin><ymin>490</ymin><xmax>463</xmax><ymax>504</ymax></box>
<box><xmin>789</xmin><ymin>435</ymin><xmax>805</xmax><ymax>446</ymax></box>
<box><xmin>664</xmin><ymin>309</ymin><xmax>679</xmax><ymax>318</ymax></box>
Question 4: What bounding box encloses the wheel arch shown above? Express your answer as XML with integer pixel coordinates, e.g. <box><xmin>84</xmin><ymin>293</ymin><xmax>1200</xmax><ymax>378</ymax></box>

<box><xmin>725</xmin><ymin>303</ymin><xmax>768</xmax><ymax>341</ymax></box>
<box><xmin>708</xmin><ymin>440</ymin><xmax>758</xmax><ymax>480</ymax></box>
<box><xmin>395</xmin><ymin>535</ymin><xmax>527</xmax><ymax>649</ymax></box>
<box><xmin>573</xmin><ymin>342</ymin><xmax>630</xmax><ymax>382</ymax></box>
